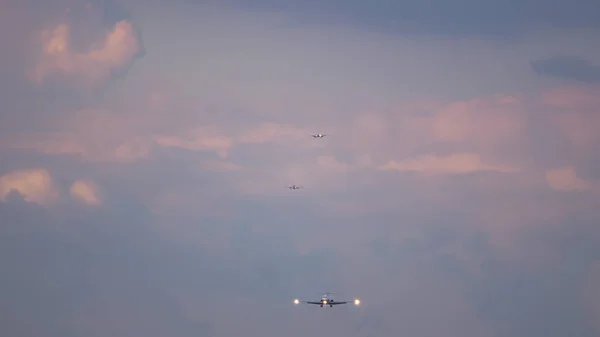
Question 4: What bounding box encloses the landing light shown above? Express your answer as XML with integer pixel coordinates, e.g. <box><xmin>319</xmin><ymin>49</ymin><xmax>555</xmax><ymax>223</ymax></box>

<box><xmin>294</xmin><ymin>299</ymin><xmax>299</xmax><ymax>304</ymax></box>
<box><xmin>354</xmin><ymin>299</ymin><xmax>360</xmax><ymax>306</ymax></box>
<box><xmin>323</xmin><ymin>300</ymin><xmax>327</xmax><ymax>304</ymax></box>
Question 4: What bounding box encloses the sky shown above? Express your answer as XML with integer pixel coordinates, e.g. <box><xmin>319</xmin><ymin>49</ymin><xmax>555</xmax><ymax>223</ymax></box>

<box><xmin>1</xmin><ymin>0</ymin><xmax>600</xmax><ymax>336</ymax></box>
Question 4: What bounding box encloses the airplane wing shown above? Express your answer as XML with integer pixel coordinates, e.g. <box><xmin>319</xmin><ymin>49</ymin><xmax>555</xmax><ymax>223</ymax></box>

<box><xmin>294</xmin><ymin>299</ymin><xmax>322</xmax><ymax>305</ymax></box>
<box><xmin>326</xmin><ymin>299</ymin><xmax>361</xmax><ymax>306</ymax></box>
<box><xmin>302</xmin><ymin>301</ymin><xmax>347</xmax><ymax>305</ymax></box>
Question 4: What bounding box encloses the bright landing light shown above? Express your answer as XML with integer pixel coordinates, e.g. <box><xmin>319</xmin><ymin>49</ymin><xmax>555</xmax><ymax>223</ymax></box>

<box><xmin>354</xmin><ymin>299</ymin><xmax>360</xmax><ymax>306</ymax></box>
<box><xmin>294</xmin><ymin>299</ymin><xmax>300</xmax><ymax>304</ymax></box>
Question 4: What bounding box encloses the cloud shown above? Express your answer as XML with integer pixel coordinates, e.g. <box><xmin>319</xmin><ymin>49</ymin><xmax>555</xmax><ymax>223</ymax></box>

<box><xmin>0</xmin><ymin>169</ymin><xmax>103</xmax><ymax>208</ymax></box>
<box><xmin>381</xmin><ymin>153</ymin><xmax>518</xmax><ymax>175</ymax></box>
<box><xmin>2</xmin><ymin>2</ymin><xmax>600</xmax><ymax>336</ymax></box>
<box><xmin>0</xmin><ymin>129</ymin><xmax>154</xmax><ymax>164</ymax></box>
<box><xmin>154</xmin><ymin>125</ymin><xmax>234</xmax><ymax>159</ymax></box>
<box><xmin>70</xmin><ymin>179</ymin><xmax>102</xmax><ymax>205</ymax></box>
<box><xmin>545</xmin><ymin>166</ymin><xmax>591</xmax><ymax>191</ymax></box>
<box><xmin>427</xmin><ymin>95</ymin><xmax>524</xmax><ymax>145</ymax></box>
<box><xmin>0</xmin><ymin>0</ymin><xmax>144</xmax><ymax>99</ymax></box>
<box><xmin>0</xmin><ymin>169</ymin><xmax>58</xmax><ymax>205</ymax></box>
<box><xmin>531</xmin><ymin>56</ymin><xmax>600</xmax><ymax>83</ymax></box>
<box><xmin>238</xmin><ymin>123</ymin><xmax>309</xmax><ymax>145</ymax></box>
<box><xmin>29</xmin><ymin>19</ymin><xmax>143</xmax><ymax>86</ymax></box>
<box><xmin>341</xmin><ymin>94</ymin><xmax>529</xmax><ymax>169</ymax></box>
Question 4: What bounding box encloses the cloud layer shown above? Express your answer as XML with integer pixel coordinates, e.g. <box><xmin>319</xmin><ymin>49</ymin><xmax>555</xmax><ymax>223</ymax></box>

<box><xmin>29</xmin><ymin>19</ymin><xmax>142</xmax><ymax>86</ymax></box>
<box><xmin>1</xmin><ymin>1</ymin><xmax>600</xmax><ymax>337</ymax></box>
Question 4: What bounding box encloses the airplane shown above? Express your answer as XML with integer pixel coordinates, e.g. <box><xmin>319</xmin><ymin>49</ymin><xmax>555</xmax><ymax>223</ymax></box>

<box><xmin>287</xmin><ymin>185</ymin><xmax>302</xmax><ymax>190</ymax></box>
<box><xmin>311</xmin><ymin>133</ymin><xmax>327</xmax><ymax>138</ymax></box>
<box><xmin>294</xmin><ymin>293</ymin><xmax>360</xmax><ymax>307</ymax></box>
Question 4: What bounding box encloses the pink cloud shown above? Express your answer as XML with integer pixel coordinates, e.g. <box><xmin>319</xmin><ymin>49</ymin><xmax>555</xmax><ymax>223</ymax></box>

<box><xmin>0</xmin><ymin>130</ymin><xmax>153</xmax><ymax>163</ymax></box>
<box><xmin>70</xmin><ymin>179</ymin><xmax>102</xmax><ymax>206</ymax></box>
<box><xmin>331</xmin><ymin>94</ymin><xmax>528</xmax><ymax>170</ymax></box>
<box><xmin>0</xmin><ymin>168</ymin><xmax>108</xmax><ymax>209</ymax></box>
<box><xmin>0</xmin><ymin>83</ymin><xmax>594</xmax><ymax>203</ymax></box>
<box><xmin>368</xmin><ymin>94</ymin><xmax>526</xmax><ymax>154</ymax></box>
<box><xmin>381</xmin><ymin>153</ymin><xmax>518</xmax><ymax>175</ymax></box>
<box><xmin>28</xmin><ymin>19</ymin><xmax>142</xmax><ymax>86</ymax></box>
<box><xmin>154</xmin><ymin>125</ymin><xmax>234</xmax><ymax>159</ymax></box>
<box><xmin>428</xmin><ymin>94</ymin><xmax>524</xmax><ymax>145</ymax></box>
<box><xmin>545</xmin><ymin>166</ymin><xmax>591</xmax><ymax>191</ymax></box>
<box><xmin>0</xmin><ymin>169</ymin><xmax>58</xmax><ymax>205</ymax></box>
<box><xmin>3</xmin><ymin>29</ymin><xmax>600</xmax><ymax>260</ymax></box>
<box><xmin>238</xmin><ymin>123</ymin><xmax>309</xmax><ymax>145</ymax></box>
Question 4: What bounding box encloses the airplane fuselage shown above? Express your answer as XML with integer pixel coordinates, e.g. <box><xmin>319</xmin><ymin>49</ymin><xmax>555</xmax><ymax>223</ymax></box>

<box><xmin>320</xmin><ymin>300</ymin><xmax>333</xmax><ymax>307</ymax></box>
<box><xmin>320</xmin><ymin>296</ymin><xmax>334</xmax><ymax>307</ymax></box>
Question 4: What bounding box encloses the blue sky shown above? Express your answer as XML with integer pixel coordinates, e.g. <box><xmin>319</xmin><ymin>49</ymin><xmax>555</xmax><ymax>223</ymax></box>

<box><xmin>216</xmin><ymin>0</ymin><xmax>600</xmax><ymax>36</ymax></box>
<box><xmin>1</xmin><ymin>0</ymin><xmax>600</xmax><ymax>336</ymax></box>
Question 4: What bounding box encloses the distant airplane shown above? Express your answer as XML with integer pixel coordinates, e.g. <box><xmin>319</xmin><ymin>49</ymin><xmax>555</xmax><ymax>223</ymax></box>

<box><xmin>311</xmin><ymin>133</ymin><xmax>327</xmax><ymax>138</ymax></box>
<box><xmin>294</xmin><ymin>292</ymin><xmax>360</xmax><ymax>308</ymax></box>
<box><xmin>287</xmin><ymin>185</ymin><xmax>302</xmax><ymax>190</ymax></box>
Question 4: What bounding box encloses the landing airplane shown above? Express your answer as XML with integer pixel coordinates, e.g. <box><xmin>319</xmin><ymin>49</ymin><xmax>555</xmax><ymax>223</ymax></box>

<box><xmin>294</xmin><ymin>293</ymin><xmax>360</xmax><ymax>307</ymax></box>
<box><xmin>287</xmin><ymin>185</ymin><xmax>302</xmax><ymax>190</ymax></box>
<box><xmin>311</xmin><ymin>133</ymin><xmax>327</xmax><ymax>138</ymax></box>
